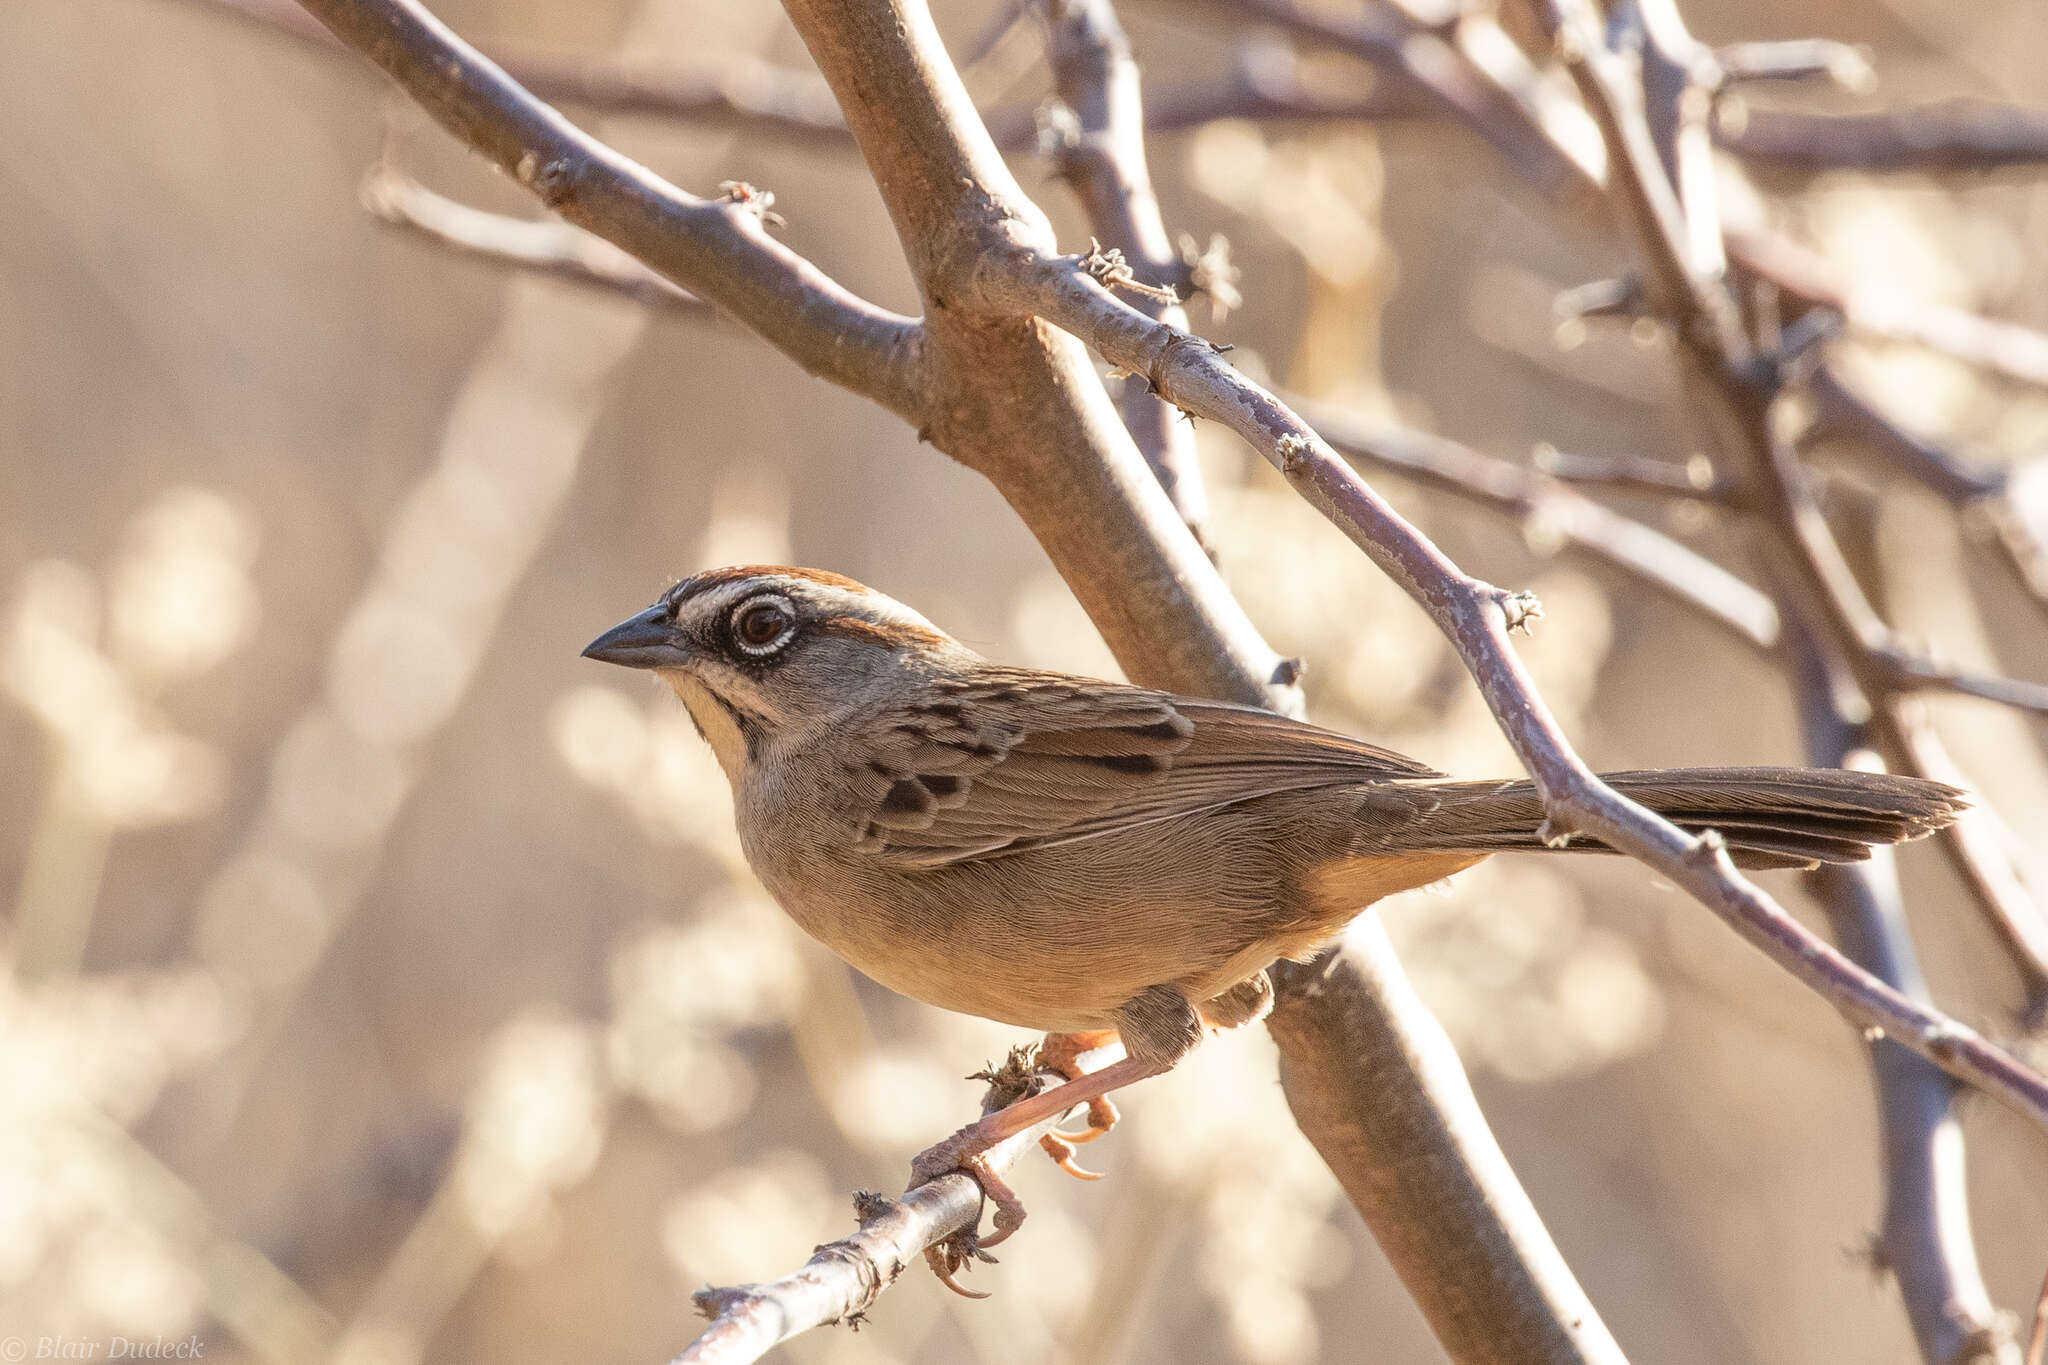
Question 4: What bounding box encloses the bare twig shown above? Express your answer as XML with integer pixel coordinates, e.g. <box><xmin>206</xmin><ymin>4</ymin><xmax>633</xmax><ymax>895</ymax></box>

<box><xmin>1722</xmin><ymin>97</ymin><xmax>2048</xmax><ymax>176</ymax></box>
<box><xmin>361</xmin><ymin>163</ymin><xmax>712</xmax><ymax>313</ymax></box>
<box><xmin>1809</xmin><ymin>365</ymin><xmax>2048</xmax><ymax>623</ymax></box>
<box><xmin>182</xmin><ymin>0</ymin><xmax>855</xmax><ymax>143</ymax></box>
<box><xmin>679</xmin><ymin>1054</ymin><xmax>1081</xmax><ymax>1364</ymax></box>
<box><xmin>1299</xmin><ymin>403</ymin><xmax>1780</xmax><ymax>652</ymax></box>
<box><xmin>1041</xmin><ymin>0</ymin><xmax>1212</xmax><ymax>542</ymax></box>
<box><xmin>1794</xmin><ymin>642</ymin><xmax>2017</xmax><ymax>1365</ymax></box>
<box><xmin>275</xmin><ymin>1</ymin><xmax>924</xmax><ymax>419</ymax></box>
<box><xmin>1730</xmin><ymin>228</ymin><xmax>2048</xmax><ymax>392</ymax></box>
<box><xmin>1529</xmin><ymin>442</ymin><xmax>1735</xmax><ymax>504</ymax></box>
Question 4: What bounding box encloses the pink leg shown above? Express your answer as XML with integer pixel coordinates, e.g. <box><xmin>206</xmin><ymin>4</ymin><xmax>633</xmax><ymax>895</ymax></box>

<box><xmin>910</xmin><ymin>1054</ymin><xmax>1167</xmax><ymax>1248</ymax></box>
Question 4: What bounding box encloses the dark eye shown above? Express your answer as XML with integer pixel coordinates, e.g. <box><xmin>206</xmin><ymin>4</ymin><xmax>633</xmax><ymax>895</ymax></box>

<box><xmin>731</xmin><ymin>596</ymin><xmax>795</xmax><ymax>655</ymax></box>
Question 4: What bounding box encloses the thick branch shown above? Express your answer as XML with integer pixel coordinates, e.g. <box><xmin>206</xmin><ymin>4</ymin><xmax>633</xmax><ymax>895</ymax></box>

<box><xmin>1268</xmin><ymin>925</ymin><xmax>1626</xmax><ymax>1365</ymax></box>
<box><xmin>289</xmin><ymin>0</ymin><xmax>924</xmax><ymax>419</ymax></box>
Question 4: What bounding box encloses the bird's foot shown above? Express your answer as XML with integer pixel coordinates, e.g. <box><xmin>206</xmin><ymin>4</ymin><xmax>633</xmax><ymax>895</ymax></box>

<box><xmin>1037</xmin><ymin>1128</ymin><xmax>1104</xmax><ymax>1180</ymax></box>
<box><xmin>910</xmin><ymin>1134</ymin><xmax>1030</xmax><ymax>1249</ymax></box>
<box><xmin>1032</xmin><ymin>1031</ymin><xmax>1123</xmax><ymax>1147</ymax></box>
<box><xmin>923</xmin><ymin>1221</ymin><xmax>998</xmax><ymax>1299</ymax></box>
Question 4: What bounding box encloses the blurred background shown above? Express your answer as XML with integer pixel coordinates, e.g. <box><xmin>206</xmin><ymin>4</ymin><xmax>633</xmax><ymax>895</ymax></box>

<box><xmin>5</xmin><ymin>0</ymin><xmax>2048</xmax><ymax>1361</ymax></box>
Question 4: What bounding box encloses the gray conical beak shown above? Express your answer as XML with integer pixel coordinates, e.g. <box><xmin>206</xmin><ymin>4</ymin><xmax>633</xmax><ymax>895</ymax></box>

<box><xmin>582</xmin><ymin>604</ymin><xmax>688</xmax><ymax>669</ymax></box>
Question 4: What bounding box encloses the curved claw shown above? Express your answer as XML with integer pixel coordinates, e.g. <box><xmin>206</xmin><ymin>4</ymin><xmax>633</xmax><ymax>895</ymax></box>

<box><xmin>1039</xmin><ymin>1131</ymin><xmax>1105</xmax><ymax>1180</ymax></box>
<box><xmin>924</xmin><ymin>1226</ymin><xmax>998</xmax><ymax>1299</ymax></box>
<box><xmin>1054</xmin><ymin>1095</ymin><xmax>1119</xmax><ymax>1144</ymax></box>
<box><xmin>932</xmin><ymin>1257</ymin><xmax>992</xmax><ymax>1300</ymax></box>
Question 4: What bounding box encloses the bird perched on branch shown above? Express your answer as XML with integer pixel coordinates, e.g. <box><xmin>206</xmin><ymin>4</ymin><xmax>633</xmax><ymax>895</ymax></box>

<box><xmin>584</xmin><ymin>565</ymin><xmax>1964</xmax><ymax>1253</ymax></box>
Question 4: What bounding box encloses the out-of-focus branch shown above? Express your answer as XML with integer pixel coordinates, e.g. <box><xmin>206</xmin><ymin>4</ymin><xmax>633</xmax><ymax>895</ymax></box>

<box><xmin>1298</xmin><ymin>402</ymin><xmax>1780</xmax><ymax>652</ymax></box>
<box><xmin>1809</xmin><ymin>366</ymin><xmax>2048</xmax><ymax>621</ymax></box>
<box><xmin>1793</xmin><ymin>638</ymin><xmax>2016</xmax><ymax>1365</ymax></box>
<box><xmin>1891</xmin><ymin>715</ymin><xmax>2048</xmax><ymax>1022</ymax></box>
<box><xmin>1156</xmin><ymin>0</ymin><xmax>1607</xmax><ymax>208</ymax></box>
<box><xmin>1519</xmin><ymin>3</ymin><xmax>2030</xmax><ymax>1357</ymax></box>
<box><xmin>1731</xmin><ymin>229</ymin><xmax>2048</xmax><ymax>392</ymax></box>
<box><xmin>1040</xmin><ymin>0</ymin><xmax>1211</xmax><ymax>543</ymax></box>
<box><xmin>361</xmin><ymin>163</ymin><xmax>712</xmax><ymax>313</ymax></box>
<box><xmin>1723</xmin><ymin>98</ymin><xmax>2048</xmax><ymax>176</ymax></box>
<box><xmin>182</xmin><ymin>0</ymin><xmax>855</xmax><ymax>144</ymax></box>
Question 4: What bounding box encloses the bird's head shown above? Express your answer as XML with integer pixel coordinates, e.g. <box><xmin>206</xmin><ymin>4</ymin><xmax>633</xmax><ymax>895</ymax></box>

<box><xmin>582</xmin><ymin>566</ymin><xmax>965</xmax><ymax>781</ymax></box>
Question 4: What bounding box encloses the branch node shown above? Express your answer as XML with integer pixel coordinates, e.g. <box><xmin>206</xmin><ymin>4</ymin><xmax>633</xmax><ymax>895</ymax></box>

<box><xmin>1682</xmin><ymin>828</ymin><xmax>1732</xmax><ymax>869</ymax></box>
<box><xmin>1083</xmin><ymin>238</ymin><xmax>1180</xmax><ymax>303</ymax></box>
<box><xmin>1177</xmin><ymin>232</ymin><xmax>1243</xmax><ymax>322</ymax></box>
<box><xmin>718</xmin><ymin>179</ymin><xmax>787</xmax><ymax>229</ymax></box>
<box><xmin>1498</xmin><ymin>589</ymin><xmax>1544</xmax><ymax>635</ymax></box>
<box><xmin>1274</xmin><ymin>432</ymin><xmax>1315</xmax><ymax>474</ymax></box>
<box><xmin>693</xmin><ymin>1284</ymin><xmax>751</xmax><ymax>1322</ymax></box>
<box><xmin>515</xmin><ymin>152</ymin><xmax>578</xmax><ymax>209</ymax></box>
<box><xmin>1034</xmin><ymin>98</ymin><xmax>1083</xmax><ymax>159</ymax></box>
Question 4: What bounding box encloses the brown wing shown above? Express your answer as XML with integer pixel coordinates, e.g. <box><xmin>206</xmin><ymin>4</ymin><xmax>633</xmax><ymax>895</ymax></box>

<box><xmin>847</xmin><ymin>667</ymin><xmax>1441</xmax><ymax>868</ymax></box>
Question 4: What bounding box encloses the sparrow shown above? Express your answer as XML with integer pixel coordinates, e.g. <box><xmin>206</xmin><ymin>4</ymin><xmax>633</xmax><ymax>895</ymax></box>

<box><xmin>584</xmin><ymin>565</ymin><xmax>1963</xmax><ymax>1253</ymax></box>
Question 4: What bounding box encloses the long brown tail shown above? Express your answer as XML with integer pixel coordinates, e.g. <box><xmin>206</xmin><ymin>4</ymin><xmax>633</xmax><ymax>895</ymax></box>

<box><xmin>1396</xmin><ymin>767</ymin><xmax>1967</xmax><ymax>870</ymax></box>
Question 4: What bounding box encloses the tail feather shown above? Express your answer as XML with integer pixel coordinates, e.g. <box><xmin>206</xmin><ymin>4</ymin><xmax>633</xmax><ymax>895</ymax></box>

<box><xmin>1397</xmin><ymin>767</ymin><xmax>1967</xmax><ymax>871</ymax></box>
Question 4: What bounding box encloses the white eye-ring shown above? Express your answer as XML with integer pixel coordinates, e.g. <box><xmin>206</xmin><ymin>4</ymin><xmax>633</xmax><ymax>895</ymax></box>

<box><xmin>730</xmin><ymin>593</ymin><xmax>798</xmax><ymax>656</ymax></box>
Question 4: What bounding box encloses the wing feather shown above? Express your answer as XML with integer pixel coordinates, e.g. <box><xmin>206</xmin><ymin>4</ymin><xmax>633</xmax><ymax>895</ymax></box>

<box><xmin>846</xmin><ymin>669</ymin><xmax>1439</xmax><ymax>867</ymax></box>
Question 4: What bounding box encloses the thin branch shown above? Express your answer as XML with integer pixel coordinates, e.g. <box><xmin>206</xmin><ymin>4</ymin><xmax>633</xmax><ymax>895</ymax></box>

<box><xmin>286</xmin><ymin>0</ymin><xmax>925</xmax><ymax>425</ymax></box>
<box><xmin>1154</xmin><ymin>0</ymin><xmax>1607</xmax><ymax>207</ymax></box>
<box><xmin>679</xmin><ymin>1054</ymin><xmax>1080</xmax><ymax>1364</ymax></box>
<box><xmin>1730</xmin><ymin>228</ymin><xmax>2048</xmax><ymax>392</ymax></box>
<box><xmin>1890</xmin><ymin>713</ymin><xmax>2048</xmax><ymax>1021</ymax></box>
<box><xmin>182</xmin><ymin>0</ymin><xmax>855</xmax><ymax>144</ymax></box>
<box><xmin>1808</xmin><ymin>365</ymin><xmax>2048</xmax><ymax>627</ymax></box>
<box><xmin>1712</xmin><ymin>38</ymin><xmax>1873</xmax><ymax>91</ymax></box>
<box><xmin>1793</xmin><ymin>638</ymin><xmax>2017</xmax><ymax>1365</ymax></box>
<box><xmin>1041</xmin><ymin>0</ymin><xmax>1212</xmax><ymax>542</ymax></box>
<box><xmin>1879</xmin><ymin>649</ymin><xmax>2048</xmax><ymax>717</ymax></box>
<box><xmin>1529</xmin><ymin>442</ymin><xmax>1736</xmax><ymax>504</ymax></box>
<box><xmin>362</xmin><ymin>163</ymin><xmax>713</xmax><ymax>313</ymax></box>
<box><xmin>1299</xmin><ymin>402</ymin><xmax>1780</xmax><ymax>652</ymax></box>
<box><xmin>1722</xmin><ymin>97</ymin><xmax>2048</xmax><ymax>176</ymax></box>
